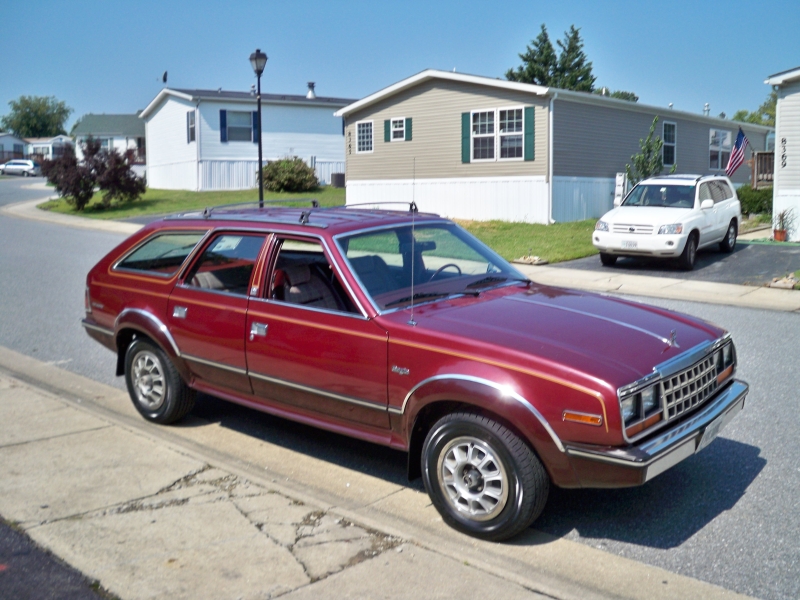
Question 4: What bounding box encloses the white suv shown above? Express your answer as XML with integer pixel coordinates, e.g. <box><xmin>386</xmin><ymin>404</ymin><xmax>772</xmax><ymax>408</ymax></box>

<box><xmin>592</xmin><ymin>174</ymin><xmax>741</xmax><ymax>270</ymax></box>
<box><xmin>0</xmin><ymin>159</ymin><xmax>42</xmax><ymax>177</ymax></box>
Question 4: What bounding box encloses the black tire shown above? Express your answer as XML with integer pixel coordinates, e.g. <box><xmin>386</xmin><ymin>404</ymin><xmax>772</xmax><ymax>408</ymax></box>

<box><xmin>719</xmin><ymin>220</ymin><xmax>737</xmax><ymax>253</ymax></box>
<box><xmin>23</xmin><ymin>171</ymin><xmax>29</xmax><ymax>177</ymax></box>
<box><xmin>421</xmin><ymin>411</ymin><xmax>549</xmax><ymax>541</ymax></box>
<box><xmin>599</xmin><ymin>252</ymin><xmax>617</xmax><ymax>266</ymax></box>
<box><xmin>124</xmin><ymin>338</ymin><xmax>195</xmax><ymax>424</ymax></box>
<box><xmin>678</xmin><ymin>233</ymin><xmax>698</xmax><ymax>270</ymax></box>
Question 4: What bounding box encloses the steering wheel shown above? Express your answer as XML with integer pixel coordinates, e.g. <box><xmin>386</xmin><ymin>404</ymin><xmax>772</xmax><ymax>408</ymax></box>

<box><xmin>428</xmin><ymin>263</ymin><xmax>461</xmax><ymax>282</ymax></box>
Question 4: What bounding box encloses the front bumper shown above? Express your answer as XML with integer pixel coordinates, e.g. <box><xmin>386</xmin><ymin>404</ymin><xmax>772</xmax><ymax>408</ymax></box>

<box><xmin>564</xmin><ymin>379</ymin><xmax>748</xmax><ymax>487</ymax></box>
<box><xmin>593</xmin><ymin>230</ymin><xmax>688</xmax><ymax>258</ymax></box>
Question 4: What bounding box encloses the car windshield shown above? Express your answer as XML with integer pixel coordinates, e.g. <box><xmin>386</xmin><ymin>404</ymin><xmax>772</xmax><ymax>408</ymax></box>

<box><xmin>622</xmin><ymin>184</ymin><xmax>695</xmax><ymax>208</ymax></box>
<box><xmin>337</xmin><ymin>222</ymin><xmax>526</xmax><ymax>310</ymax></box>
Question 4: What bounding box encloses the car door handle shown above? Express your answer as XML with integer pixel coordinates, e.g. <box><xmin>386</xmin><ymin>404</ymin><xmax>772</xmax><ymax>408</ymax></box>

<box><xmin>172</xmin><ymin>306</ymin><xmax>188</xmax><ymax>319</ymax></box>
<box><xmin>249</xmin><ymin>322</ymin><xmax>268</xmax><ymax>341</ymax></box>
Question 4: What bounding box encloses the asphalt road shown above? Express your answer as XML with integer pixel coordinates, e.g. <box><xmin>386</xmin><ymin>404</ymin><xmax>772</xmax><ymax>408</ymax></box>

<box><xmin>557</xmin><ymin>241</ymin><xmax>800</xmax><ymax>286</ymax></box>
<box><xmin>0</xmin><ymin>179</ymin><xmax>798</xmax><ymax>599</ymax></box>
<box><xmin>0</xmin><ymin>176</ymin><xmax>51</xmax><ymax>207</ymax></box>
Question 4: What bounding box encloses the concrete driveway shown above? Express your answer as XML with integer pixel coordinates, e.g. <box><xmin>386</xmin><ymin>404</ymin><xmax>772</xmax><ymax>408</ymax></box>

<box><xmin>554</xmin><ymin>241</ymin><xmax>800</xmax><ymax>286</ymax></box>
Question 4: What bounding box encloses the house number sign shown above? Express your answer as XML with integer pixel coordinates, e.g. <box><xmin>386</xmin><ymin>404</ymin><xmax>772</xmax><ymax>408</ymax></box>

<box><xmin>781</xmin><ymin>137</ymin><xmax>787</xmax><ymax>168</ymax></box>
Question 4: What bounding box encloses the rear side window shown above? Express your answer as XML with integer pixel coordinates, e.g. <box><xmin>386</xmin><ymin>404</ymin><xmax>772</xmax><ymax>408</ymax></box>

<box><xmin>116</xmin><ymin>232</ymin><xmax>206</xmax><ymax>276</ymax></box>
<box><xmin>186</xmin><ymin>233</ymin><xmax>267</xmax><ymax>295</ymax></box>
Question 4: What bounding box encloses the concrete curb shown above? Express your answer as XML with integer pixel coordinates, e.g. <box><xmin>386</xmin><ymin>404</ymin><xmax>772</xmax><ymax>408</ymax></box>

<box><xmin>0</xmin><ymin>346</ymin><xmax>754</xmax><ymax>600</ymax></box>
<box><xmin>0</xmin><ymin>197</ymin><xmax>143</xmax><ymax>235</ymax></box>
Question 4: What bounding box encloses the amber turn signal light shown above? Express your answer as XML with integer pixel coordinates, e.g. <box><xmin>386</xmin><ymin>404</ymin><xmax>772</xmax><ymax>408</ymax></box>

<box><xmin>562</xmin><ymin>411</ymin><xmax>603</xmax><ymax>427</ymax></box>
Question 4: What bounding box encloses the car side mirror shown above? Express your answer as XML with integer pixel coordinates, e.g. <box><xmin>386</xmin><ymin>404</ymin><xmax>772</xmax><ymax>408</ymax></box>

<box><xmin>701</xmin><ymin>199</ymin><xmax>714</xmax><ymax>210</ymax></box>
<box><xmin>613</xmin><ymin>198</ymin><xmax>622</xmax><ymax>207</ymax></box>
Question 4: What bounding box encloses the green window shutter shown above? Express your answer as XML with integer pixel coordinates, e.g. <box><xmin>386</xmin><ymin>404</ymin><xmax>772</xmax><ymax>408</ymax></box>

<box><xmin>524</xmin><ymin>106</ymin><xmax>535</xmax><ymax>161</ymax></box>
<box><xmin>461</xmin><ymin>112</ymin><xmax>470</xmax><ymax>163</ymax></box>
<box><xmin>384</xmin><ymin>119</ymin><xmax>390</xmax><ymax>142</ymax></box>
<box><xmin>405</xmin><ymin>117</ymin><xmax>412</xmax><ymax>141</ymax></box>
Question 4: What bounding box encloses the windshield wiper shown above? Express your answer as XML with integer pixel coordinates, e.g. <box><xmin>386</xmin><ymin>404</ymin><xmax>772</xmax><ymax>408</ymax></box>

<box><xmin>466</xmin><ymin>276</ymin><xmax>507</xmax><ymax>289</ymax></box>
<box><xmin>384</xmin><ymin>292</ymin><xmax>453</xmax><ymax>308</ymax></box>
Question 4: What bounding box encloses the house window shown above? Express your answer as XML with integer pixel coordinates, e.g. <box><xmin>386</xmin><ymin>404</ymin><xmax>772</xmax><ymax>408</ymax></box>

<box><xmin>13</xmin><ymin>144</ymin><xmax>23</xmax><ymax>154</ymax></box>
<box><xmin>663</xmin><ymin>121</ymin><xmax>676</xmax><ymax>166</ymax></box>
<box><xmin>391</xmin><ymin>118</ymin><xmax>405</xmax><ymax>141</ymax></box>
<box><xmin>187</xmin><ymin>111</ymin><xmax>196</xmax><ymax>142</ymax></box>
<box><xmin>227</xmin><ymin>111</ymin><xmax>253</xmax><ymax>142</ymax></box>
<box><xmin>471</xmin><ymin>111</ymin><xmax>495</xmax><ymax>160</ymax></box>
<box><xmin>499</xmin><ymin>108</ymin><xmax>523</xmax><ymax>159</ymax></box>
<box><xmin>356</xmin><ymin>121</ymin><xmax>373</xmax><ymax>153</ymax></box>
<box><xmin>709</xmin><ymin>129</ymin><xmax>732</xmax><ymax>170</ymax></box>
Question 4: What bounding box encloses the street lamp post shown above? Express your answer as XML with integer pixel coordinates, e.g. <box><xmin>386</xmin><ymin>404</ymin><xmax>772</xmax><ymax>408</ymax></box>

<box><xmin>249</xmin><ymin>48</ymin><xmax>268</xmax><ymax>208</ymax></box>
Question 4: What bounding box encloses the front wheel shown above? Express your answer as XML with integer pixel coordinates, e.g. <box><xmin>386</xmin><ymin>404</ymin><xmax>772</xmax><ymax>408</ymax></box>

<box><xmin>719</xmin><ymin>220</ymin><xmax>737</xmax><ymax>253</ymax></box>
<box><xmin>421</xmin><ymin>412</ymin><xmax>549</xmax><ymax>541</ymax></box>
<box><xmin>678</xmin><ymin>233</ymin><xmax>698</xmax><ymax>270</ymax></box>
<box><xmin>124</xmin><ymin>339</ymin><xmax>195</xmax><ymax>424</ymax></box>
<box><xmin>599</xmin><ymin>252</ymin><xmax>617</xmax><ymax>266</ymax></box>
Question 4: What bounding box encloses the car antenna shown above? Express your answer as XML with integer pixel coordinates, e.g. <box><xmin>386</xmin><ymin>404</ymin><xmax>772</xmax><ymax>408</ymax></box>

<box><xmin>408</xmin><ymin>157</ymin><xmax>417</xmax><ymax>327</ymax></box>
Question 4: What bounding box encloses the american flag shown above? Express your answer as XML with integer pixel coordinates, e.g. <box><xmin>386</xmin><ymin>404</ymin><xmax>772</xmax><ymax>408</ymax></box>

<box><xmin>725</xmin><ymin>128</ymin><xmax>749</xmax><ymax>177</ymax></box>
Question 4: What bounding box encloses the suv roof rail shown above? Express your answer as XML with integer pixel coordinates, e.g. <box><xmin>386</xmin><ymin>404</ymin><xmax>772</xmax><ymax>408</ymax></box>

<box><xmin>199</xmin><ymin>198</ymin><xmax>319</xmax><ymax>218</ymax></box>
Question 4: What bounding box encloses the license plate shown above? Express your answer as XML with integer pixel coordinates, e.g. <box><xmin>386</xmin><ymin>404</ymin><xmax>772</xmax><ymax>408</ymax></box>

<box><xmin>697</xmin><ymin>415</ymin><xmax>724</xmax><ymax>452</ymax></box>
<box><xmin>622</xmin><ymin>240</ymin><xmax>638</xmax><ymax>249</ymax></box>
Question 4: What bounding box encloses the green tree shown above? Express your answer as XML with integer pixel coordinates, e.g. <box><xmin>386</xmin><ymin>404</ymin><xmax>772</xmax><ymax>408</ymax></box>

<box><xmin>625</xmin><ymin>116</ymin><xmax>677</xmax><ymax>185</ymax></box>
<box><xmin>732</xmin><ymin>90</ymin><xmax>777</xmax><ymax>127</ymax></box>
<box><xmin>505</xmin><ymin>24</ymin><xmax>558</xmax><ymax>86</ymax></box>
<box><xmin>506</xmin><ymin>24</ymin><xmax>595</xmax><ymax>92</ymax></box>
<box><xmin>0</xmin><ymin>95</ymin><xmax>73</xmax><ymax>137</ymax></box>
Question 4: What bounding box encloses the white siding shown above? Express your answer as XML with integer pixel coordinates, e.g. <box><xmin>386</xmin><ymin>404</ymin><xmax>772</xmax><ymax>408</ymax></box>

<box><xmin>144</xmin><ymin>96</ymin><xmax>198</xmax><ymax>189</ymax></box>
<box><xmin>774</xmin><ymin>81</ymin><xmax>800</xmax><ymax>241</ymax></box>
<box><xmin>552</xmin><ymin>176</ymin><xmax>615</xmax><ymax>222</ymax></box>
<box><xmin>346</xmin><ymin>176</ymin><xmax>549</xmax><ymax>223</ymax></box>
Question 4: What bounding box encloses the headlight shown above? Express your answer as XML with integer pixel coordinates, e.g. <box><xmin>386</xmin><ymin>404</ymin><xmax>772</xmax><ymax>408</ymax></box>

<box><xmin>641</xmin><ymin>385</ymin><xmax>659</xmax><ymax>414</ymax></box>
<box><xmin>621</xmin><ymin>396</ymin><xmax>638</xmax><ymax>424</ymax></box>
<box><xmin>595</xmin><ymin>220</ymin><xmax>609</xmax><ymax>232</ymax></box>
<box><xmin>723</xmin><ymin>343</ymin><xmax>733</xmax><ymax>367</ymax></box>
<box><xmin>658</xmin><ymin>224</ymin><xmax>683</xmax><ymax>235</ymax></box>
<box><xmin>658</xmin><ymin>223</ymin><xmax>683</xmax><ymax>235</ymax></box>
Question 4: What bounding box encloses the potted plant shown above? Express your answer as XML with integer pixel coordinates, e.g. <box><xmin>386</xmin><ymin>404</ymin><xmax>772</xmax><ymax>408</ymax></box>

<box><xmin>773</xmin><ymin>208</ymin><xmax>795</xmax><ymax>242</ymax></box>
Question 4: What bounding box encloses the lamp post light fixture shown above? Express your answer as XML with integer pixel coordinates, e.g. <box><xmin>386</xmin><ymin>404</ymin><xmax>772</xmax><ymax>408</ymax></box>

<box><xmin>249</xmin><ymin>48</ymin><xmax>268</xmax><ymax>207</ymax></box>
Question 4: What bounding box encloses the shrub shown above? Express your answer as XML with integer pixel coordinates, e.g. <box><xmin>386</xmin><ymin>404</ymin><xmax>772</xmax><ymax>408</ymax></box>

<box><xmin>260</xmin><ymin>157</ymin><xmax>318</xmax><ymax>192</ymax></box>
<box><xmin>97</xmin><ymin>148</ymin><xmax>146</xmax><ymax>207</ymax></box>
<box><xmin>41</xmin><ymin>142</ymin><xmax>98</xmax><ymax>211</ymax></box>
<box><xmin>737</xmin><ymin>184</ymin><xmax>773</xmax><ymax>216</ymax></box>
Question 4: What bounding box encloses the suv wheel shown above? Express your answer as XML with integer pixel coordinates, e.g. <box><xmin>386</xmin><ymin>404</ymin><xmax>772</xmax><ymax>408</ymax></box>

<box><xmin>124</xmin><ymin>339</ymin><xmax>195</xmax><ymax>424</ymax></box>
<box><xmin>600</xmin><ymin>252</ymin><xmax>617</xmax><ymax>266</ymax></box>
<box><xmin>719</xmin><ymin>220</ymin><xmax>737</xmax><ymax>253</ymax></box>
<box><xmin>421</xmin><ymin>411</ymin><xmax>549</xmax><ymax>541</ymax></box>
<box><xmin>678</xmin><ymin>233</ymin><xmax>698</xmax><ymax>270</ymax></box>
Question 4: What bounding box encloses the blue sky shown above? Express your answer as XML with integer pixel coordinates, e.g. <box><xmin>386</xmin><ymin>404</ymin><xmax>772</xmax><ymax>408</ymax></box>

<box><xmin>1</xmin><ymin>0</ymin><xmax>798</xmax><ymax>130</ymax></box>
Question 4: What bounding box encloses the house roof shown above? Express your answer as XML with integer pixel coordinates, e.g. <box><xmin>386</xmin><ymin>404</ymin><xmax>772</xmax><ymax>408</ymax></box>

<box><xmin>140</xmin><ymin>87</ymin><xmax>357</xmax><ymax>120</ymax></box>
<box><xmin>72</xmin><ymin>113</ymin><xmax>145</xmax><ymax>137</ymax></box>
<box><xmin>766</xmin><ymin>66</ymin><xmax>800</xmax><ymax>86</ymax></box>
<box><xmin>334</xmin><ymin>68</ymin><xmax>774</xmax><ymax>133</ymax></box>
<box><xmin>24</xmin><ymin>135</ymin><xmax>73</xmax><ymax>144</ymax></box>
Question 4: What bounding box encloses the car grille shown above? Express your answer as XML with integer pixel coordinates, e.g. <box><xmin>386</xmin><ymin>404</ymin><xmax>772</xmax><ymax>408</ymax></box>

<box><xmin>612</xmin><ymin>223</ymin><xmax>654</xmax><ymax>235</ymax></box>
<box><xmin>661</xmin><ymin>355</ymin><xmax>718</xmax><ymax>420</ymax></box>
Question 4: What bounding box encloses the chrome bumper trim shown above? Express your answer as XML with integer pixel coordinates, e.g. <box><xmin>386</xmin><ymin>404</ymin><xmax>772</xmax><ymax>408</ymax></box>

<box><xmin>565</xmin><ymin>380</ymin><xmax>747</xmax><ymax>481</ymax></box>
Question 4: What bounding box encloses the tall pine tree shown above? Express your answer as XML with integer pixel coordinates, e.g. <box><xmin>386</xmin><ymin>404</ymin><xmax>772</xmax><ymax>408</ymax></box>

<box><xmin>506</xmin><ymin>24</ymin><xmax>596</xmax><ymax>93</ymax></box>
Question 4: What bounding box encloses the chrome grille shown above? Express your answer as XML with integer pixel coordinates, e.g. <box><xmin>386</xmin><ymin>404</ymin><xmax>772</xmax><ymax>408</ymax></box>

<box><xmin>612</xmin><ymin>223</ymin><xmax>654</xmax><ymax>235</ymax></box>
<box><xmin>661</xmin><ymin>355</ymin><xmax>718</xmax><ymax>420</ymax></box>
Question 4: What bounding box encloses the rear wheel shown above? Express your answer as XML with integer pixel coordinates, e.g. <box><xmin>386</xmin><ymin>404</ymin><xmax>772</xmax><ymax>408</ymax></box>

<box><xmin>124</xmin><ymin>339</ymin><xmax>195</xmax><ymax>424</ymax></box>
<box><xmin>599</xmin><ymin>253</ymin><xmax>617</xmax><ymax>266</ymax></box>
<box><xmin>719</xmin><ymin>220</ymin><xmax>737</xmax><ymax>253</ymax></box>
<box><xmin>678</xmin><ymin>233</ymin><xmax>698</xmax><ymax>270</ymax></box>
<box><xmin>421</xmin><ymin>411</ymin><xmax>549</xmax><ymax>541</ymax></box>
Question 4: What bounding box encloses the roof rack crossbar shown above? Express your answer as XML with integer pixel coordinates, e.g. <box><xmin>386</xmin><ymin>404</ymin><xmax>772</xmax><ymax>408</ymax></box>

<box><xmin>338</xmin><ymin>201</ymin><xmax>418</xmax><ymax>213</ymax></box>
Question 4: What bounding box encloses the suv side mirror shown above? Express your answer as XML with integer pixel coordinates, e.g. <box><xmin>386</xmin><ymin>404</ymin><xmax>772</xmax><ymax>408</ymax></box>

<box><xmin>701</xmin><ymin>199</ymin><xmax>714</xmax><ymax>210</ymax></box>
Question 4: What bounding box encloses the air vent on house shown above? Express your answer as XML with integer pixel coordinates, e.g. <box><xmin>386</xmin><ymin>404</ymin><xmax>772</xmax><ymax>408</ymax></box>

<box><xmin>306</xmin><ymin>82</ymin><xmax>316</xmax><ymax>99</ymax></box>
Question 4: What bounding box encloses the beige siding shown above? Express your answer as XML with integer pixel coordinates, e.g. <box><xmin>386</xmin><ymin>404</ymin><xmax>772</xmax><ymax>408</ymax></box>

<box><xmin>775</xmin><ymin>81</ymin><xmax>800</xmax><ymax>193</ymax></box>
<box><xmin>553</xmin><ymin>99</ymin><xmax>769</xmax><ymax>185</ymax></box>
<box><xmin>344</xmin><ymin>80</ymin><xmax>549</xmax><ymax>181</ymax></box>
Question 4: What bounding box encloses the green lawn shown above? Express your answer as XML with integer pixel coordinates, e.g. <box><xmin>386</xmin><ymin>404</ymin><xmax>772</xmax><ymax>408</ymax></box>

<box><xmin>38</xmin><ymin>188</ymin><xmax>599</xmax><ymax>264</ymax></box>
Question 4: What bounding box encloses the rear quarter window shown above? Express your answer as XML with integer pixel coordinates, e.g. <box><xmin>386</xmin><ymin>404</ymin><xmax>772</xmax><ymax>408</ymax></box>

<box><xmin>116</xmin><ymin>232</ymin><xmax>206</xmax><ymax>276</ymax></box>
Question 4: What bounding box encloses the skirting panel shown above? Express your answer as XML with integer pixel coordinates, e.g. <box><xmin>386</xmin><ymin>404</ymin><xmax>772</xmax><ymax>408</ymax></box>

<box><xmin>200</xmin><ymin>160</ymin><xmax>258</xmax><ymax>191</ymax></box>
<box><xmin>552</xmin><ymin>176</ymin><xmax>615</xmax><ymax>222</ymax></box>
<box><xmin>346</xmin><ymin>176</ymin><xmax>549</xmax><ymax>223</ymax></box>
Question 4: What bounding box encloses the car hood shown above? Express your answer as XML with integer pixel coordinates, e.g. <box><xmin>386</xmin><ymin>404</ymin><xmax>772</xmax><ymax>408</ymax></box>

<box><xmin>393</xmin><ymin>284</ymin><xmax>722</xmax><ymax>388</ymax></box>
<box><xmin>603</xmin><ymin>206</ymin><xmax>694</xmax><ymax>225</ymax></box>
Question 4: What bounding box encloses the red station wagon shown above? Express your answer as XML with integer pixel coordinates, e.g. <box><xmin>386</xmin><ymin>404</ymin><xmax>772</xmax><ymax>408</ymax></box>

<box><xmin>83</xmin><ymin>202</ymin><xmax>748</xmax><ymax>540</ymax></box>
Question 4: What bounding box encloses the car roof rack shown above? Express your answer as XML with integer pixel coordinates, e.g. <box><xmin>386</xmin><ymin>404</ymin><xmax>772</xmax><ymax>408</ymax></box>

<box><xmin>198</xmin><ymin>198</ymin><xmax>319</xmax><ymax>218</ymax></box>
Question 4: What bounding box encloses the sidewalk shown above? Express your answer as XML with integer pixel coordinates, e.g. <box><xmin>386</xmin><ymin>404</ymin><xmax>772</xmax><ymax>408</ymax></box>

<box><xmin>0</xmin><ymin>347</ymin><xmax>753</xmax><ymax>600</ymax></box>
<box><xmin>3</xmin><ymin>196</ymin><xmax>798</xmax><ymax>313</ymax></box>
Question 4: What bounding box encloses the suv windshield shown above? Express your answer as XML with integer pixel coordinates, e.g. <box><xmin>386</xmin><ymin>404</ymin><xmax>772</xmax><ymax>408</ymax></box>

<box><xmin>338</xmin><ymin>223</ymin><xmax>525</xmax><ymax>310</ymax></box>
<box><xmin>623</xmin><ymin>184</ymin><xmax>695</xmax><ymax>208</ymax></box>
